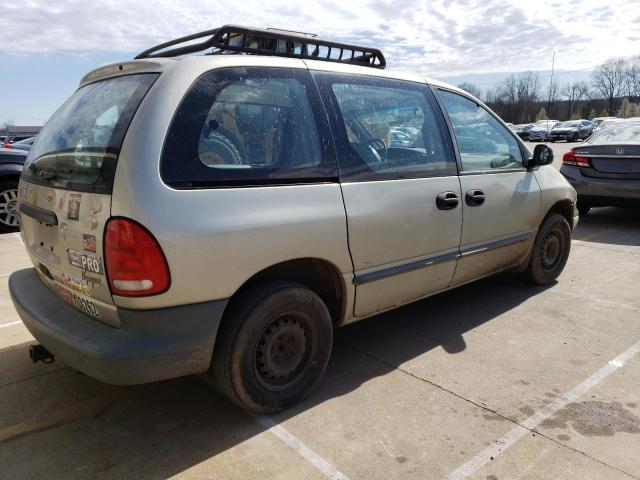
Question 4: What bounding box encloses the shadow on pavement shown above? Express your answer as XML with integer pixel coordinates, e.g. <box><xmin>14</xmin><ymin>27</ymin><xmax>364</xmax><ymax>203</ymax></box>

<box><xmin>0</xmin><ymin>274</ymin><xmax>552</xmax><ymax>479</ymax></box>
<box><xmin>573</xmin><ymin>207</ymin><xmax>640</xmax><ymax>247</ymax></box>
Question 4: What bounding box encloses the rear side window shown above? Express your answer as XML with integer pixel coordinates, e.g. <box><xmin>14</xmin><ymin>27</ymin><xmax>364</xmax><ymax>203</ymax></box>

<box><xmin>22</xmin><ymin>74</ymin><xmax>158</xmax><ymax>194</ymax></box>
<box><xmin>161</xmin><ymin>67</ymin><xmax>336</xmax><ymax>187</ymax></box>
<box><xmin>438</xmin><ymin>90</ymin><xmax>523</xmax><ymax>171</ymax></box>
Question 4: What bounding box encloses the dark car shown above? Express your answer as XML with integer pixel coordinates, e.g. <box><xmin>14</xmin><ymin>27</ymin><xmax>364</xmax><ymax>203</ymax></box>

<box><xmin>4</xmin><ymin>136</ymin><xmax>36</xmax><ymax>151</ymax></box>
<box><xmin>514</xmin><ymin>124</ymin><xmax>533</xmax><ymax>140</ymax></box>
<box><xmin>560</xmin><ymin>119</ymin><xmax>640</xmax><ymax>215</ymax></box>
<box><xmin>0</xmin><ymin>147</ymin><xmax>28</xmax><ymax>232</ymax></box>
<box><xmin>548</xmin><ymin>120</ymin><xmax>594</xmax><ymax>142</ymax></box>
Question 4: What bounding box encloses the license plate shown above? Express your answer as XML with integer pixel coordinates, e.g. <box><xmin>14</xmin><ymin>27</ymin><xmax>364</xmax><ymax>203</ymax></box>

<box><xmin>55</xmin><ymin>284</ymin><xmax>101</xmax><ymax>319</ymax></box>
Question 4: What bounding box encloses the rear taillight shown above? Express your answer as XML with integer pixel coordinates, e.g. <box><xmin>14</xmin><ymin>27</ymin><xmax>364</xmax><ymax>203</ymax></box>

<box><xmin>562</xmin><ymin>150</ymin><xmax>589</xmax><ymax>167</ymax></box>
<box><xmin>104</xmin><ymin>218</ymin><xmax>170</xmax><ymax>296</ymax></box>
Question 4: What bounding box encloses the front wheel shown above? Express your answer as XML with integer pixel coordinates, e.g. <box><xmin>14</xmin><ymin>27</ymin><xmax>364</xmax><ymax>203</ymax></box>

<box><xmin>212</xmin><ymin>282</ymin><xmax>333</xmax><ymax>413</ymax></box>
<box><xmin>521</xmin><ymin>213</ymin><xmax>571</xmax><ymax>285</ymax></box>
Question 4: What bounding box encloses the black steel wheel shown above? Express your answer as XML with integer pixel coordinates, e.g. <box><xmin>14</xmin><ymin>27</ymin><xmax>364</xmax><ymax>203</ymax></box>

<box><xmin>212</xmin><ymin>281</ymin><xmax>333</xmax><ymax>413</ymax></box>
<box><xmin>522</xmin><ymin>213</ymin><xmax>571</xmax><ymax>285</ymax></box>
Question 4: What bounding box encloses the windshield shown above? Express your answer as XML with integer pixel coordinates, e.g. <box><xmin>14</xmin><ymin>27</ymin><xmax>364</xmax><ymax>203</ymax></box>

<box><xmin>555</xmin><ymin>121</ymin><xmax>579</xmax><ymax>128</ymax></box>
<box><xmin>22</xmin><ymin>73</ymin><xmax>158</xmax><ymax>194</ymax></box>
<box><xmin>589</xmin><ymin>122</ymin><xmax>640</xmax><ymax>143</ymax></box>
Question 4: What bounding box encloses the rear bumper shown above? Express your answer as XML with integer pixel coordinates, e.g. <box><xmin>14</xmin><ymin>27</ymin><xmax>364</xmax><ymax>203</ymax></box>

<box><xmin>9</xmin><ymin>268</ymin><xmax>228</xmax><ymax>385</ymax></box>
<box><xmin>560</xmin><ymin>165</ymin><xmax>640</xmax><ymax>206</ymax></box>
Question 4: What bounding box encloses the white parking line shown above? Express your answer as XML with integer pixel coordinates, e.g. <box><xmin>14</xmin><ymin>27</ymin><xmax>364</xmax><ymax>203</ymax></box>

<box><xmin>0</xmin><ymin>320</ymin><xmax>23</xmax><ymax>329</ymax></box>
<box><xmin>448</xmin><ymin>339</ymin><xmax>640</xmax><ymax>480</ymax></box>
<box><xmin>254</xmin><ymin>414</ymin><xmax>349</xmax><ymax>480</ymax></box>
<box><xmin>199</xmin><ymin>375</ymin><xmax>349</xmax><ymax>480</ymax></box>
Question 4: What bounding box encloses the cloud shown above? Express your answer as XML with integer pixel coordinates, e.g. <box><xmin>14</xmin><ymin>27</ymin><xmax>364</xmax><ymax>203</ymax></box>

<box><xmin>0</xmin><ymin>0</ymin><xmax>638</xmax><ymax>77</ymax></box>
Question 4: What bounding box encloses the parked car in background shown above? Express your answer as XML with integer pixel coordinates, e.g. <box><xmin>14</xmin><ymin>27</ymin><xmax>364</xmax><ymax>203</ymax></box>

<box><xmin>514</xmin><ymin>124</ymin><xmax>533</xmax><ymax>141</ymax></box>
<box><xmin>548</xmin><ymin>120</ymin><xmax>594</xmax><ymax>142</ymax></box>
<box><xmin>3</xmin><ymin>135</ymin><xmax>32</xmax><ymax>146</ymax></box>
<box><xmin>4</xmin><ymin>137</ymin><xmax>36</xmax><ymax>152</ymax></box>
<box><xmin>561</xmin><ymin>119</ymin><xmax>640</xmax><ymax>215</ymax></box>
<box><xmin>10</xmin><ymin>25</ymin><xmax>577</xmax><ymax>414</ymax></box>
<box><xmin>0</xmin><ymin>147</ymin><xmax>28</xmax><ymax>232</ymax></box>
<box><xmin>528</xmin><ymin>120</ymin><xmax>559</xmax><ymax>142</ymax></box>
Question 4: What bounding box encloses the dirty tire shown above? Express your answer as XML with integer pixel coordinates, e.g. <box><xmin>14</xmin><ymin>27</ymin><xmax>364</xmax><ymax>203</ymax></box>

<box><xmin>522</xmin><ymin>213</ymin><xmax>571</xmax><ymax>285</ymax></box>
<box><xmin>212</xmin><ymin>281</ymin><xmax>333</xmax><ymax>413</ymax></box>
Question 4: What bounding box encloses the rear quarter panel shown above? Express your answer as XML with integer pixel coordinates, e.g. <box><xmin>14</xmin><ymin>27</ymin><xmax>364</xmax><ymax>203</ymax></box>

<box><xmin>110</xmin><ymin>56</ymin><xmax>354</xmax><ymax>311</ymax></box>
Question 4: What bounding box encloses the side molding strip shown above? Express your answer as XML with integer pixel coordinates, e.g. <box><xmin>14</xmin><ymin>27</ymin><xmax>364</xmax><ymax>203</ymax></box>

<box><xmin>353</xmin><ymin>231</ymin><xmax>533</xmax><ymax>286</ymax></box>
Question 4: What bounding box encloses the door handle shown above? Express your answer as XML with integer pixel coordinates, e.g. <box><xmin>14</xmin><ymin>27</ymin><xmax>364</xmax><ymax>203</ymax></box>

<box><xmin>465</xmin><ymin>190</ymin><xmax>485</xmax><ymax>206</ymax></box>
<box><xmin>436</xmin><ymin>191</ymin><xmax>459</xmax><ymax>210</ymax></box>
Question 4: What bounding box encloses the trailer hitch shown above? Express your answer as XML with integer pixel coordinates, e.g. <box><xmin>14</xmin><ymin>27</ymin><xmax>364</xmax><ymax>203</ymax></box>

<box><xmin>29</xmin><ymin>344</ymin><xmax>55</xmax><ymax>364</ymax></box>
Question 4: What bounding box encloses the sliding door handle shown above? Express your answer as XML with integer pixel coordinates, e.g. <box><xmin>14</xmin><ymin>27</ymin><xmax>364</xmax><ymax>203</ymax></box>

<box><xmin>465</xmin><ymin>190</ymin><xmax>485</xmax><ymax>206</ymax></box>
<box><xmin>436</xmin><ymin>191</ymin><xmax>459</xmax><ymax>210</ymax></box>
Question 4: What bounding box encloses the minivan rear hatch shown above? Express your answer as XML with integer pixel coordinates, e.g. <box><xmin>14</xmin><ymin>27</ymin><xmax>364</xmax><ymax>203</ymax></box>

<box><xmin>18</xmin><ymin>73</ymin><xmax>158</xmax><ymax>327</ymax></box>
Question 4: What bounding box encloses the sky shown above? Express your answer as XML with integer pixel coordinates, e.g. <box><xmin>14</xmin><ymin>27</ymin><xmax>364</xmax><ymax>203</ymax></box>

<box><xmin>1</xmin><ymin>0</ymin><xmax>639</xmax><ymax>125</ymax></box>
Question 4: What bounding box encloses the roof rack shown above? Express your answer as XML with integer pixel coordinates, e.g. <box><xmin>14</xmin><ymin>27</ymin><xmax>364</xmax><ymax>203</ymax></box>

<box><xmin>134</xmin><ymin>25</ymin><xmax>386</xmax><ymax>69</ymax></box>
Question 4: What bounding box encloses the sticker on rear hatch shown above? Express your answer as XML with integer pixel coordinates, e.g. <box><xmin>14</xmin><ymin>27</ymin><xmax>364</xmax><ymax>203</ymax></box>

<box><xmin>59</xmin><ymin>272</ymin><xmax>91</xmax><ymax>296</ymax></box>
<box><xmin>82</xmin><ymin>233</ymin><xmax>97</xmax><ymax>253</ymax></box>
<box><xmin>67</xmin><ymin>194</ymin><xmax>81</xmax><ymax>220</ymax></box>
<box><xmin>68</xmin><ymin>249</ymin><xmax>103</xmax><ymax>274</ymax></box>
<box><xmin>90</xmin><ymin>199</ymin><xmax>103</xmax><ymax>230</ymax></box>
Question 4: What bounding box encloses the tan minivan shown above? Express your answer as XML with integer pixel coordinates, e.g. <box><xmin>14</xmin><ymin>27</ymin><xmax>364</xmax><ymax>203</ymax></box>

<box><xmin>10</xmin><ymin>26</ymin><xmax>577</xmax><ymax>413</ymax></box>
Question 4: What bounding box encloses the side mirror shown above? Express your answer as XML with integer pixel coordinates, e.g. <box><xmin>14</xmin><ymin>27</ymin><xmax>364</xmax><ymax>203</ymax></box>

<box><xmin>530</xmin><ymin>144</ymin><xmax>554</xmax><ymax>168</ymax></box>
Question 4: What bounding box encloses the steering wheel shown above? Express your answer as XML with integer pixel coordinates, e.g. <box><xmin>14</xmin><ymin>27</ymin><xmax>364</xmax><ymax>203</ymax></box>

<box><xmin>366</xmin><ymin>138</ymin><xmax>388</xmax><ymax>162</ymax></box>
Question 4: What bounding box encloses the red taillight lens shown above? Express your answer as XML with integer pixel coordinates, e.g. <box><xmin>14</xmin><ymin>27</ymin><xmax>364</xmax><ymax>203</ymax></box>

<box><xmin>562</xmin><ymin>150</ymin><xmax>589</xmax><ymax>167</ymax></box>
<box><xmin>104</xmin><ymin>218</ymin><xmax>170</xmax><ymax>296</ymax></box>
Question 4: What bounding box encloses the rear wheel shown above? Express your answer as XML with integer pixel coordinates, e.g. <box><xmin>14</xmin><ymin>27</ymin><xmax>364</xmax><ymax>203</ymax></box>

<box><xmin>212</xmin><ymin>281</ymin><xmax>333</xmax><ymax>413</ymax></box>
<box><xmin>572</xmin><ymin>132</ymin><xmax>579</xmax><ymax>142</ymax></box>
<box><xmin>0</xmin><ymin>180</ymin><xmax>20</xmax><ymax>233</ymax></box>
<box><xmin>522</xmin><ymin>213</ymin><xmax>571</xmax><ymax>285</ymax></box>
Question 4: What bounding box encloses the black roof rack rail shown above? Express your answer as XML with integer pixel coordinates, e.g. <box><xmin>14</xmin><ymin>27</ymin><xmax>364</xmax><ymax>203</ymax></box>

<box><xmin>134</xmin><ymin>25</ymin><xmax>386</xmax><ymax>69</ymax></box>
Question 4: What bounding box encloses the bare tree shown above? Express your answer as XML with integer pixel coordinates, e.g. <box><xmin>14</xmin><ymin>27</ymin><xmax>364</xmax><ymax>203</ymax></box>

<box><xmin>516</xmin><ymin>72</ymin><xmax>539</xmax><ymax>123</ymax></box>
<box><xmin>626</xmin><ymin>63</ymin><xmax>640</xmax><ymax>99</ymax></box>
<box><xmin>0</xmin><ymin>119</ymin><xmax>14</xmax><ymax>136</ymax></box>
<box><xmin>563</xmin><ymin>81</ymin><xmax>589</xmax><ymax>119</ymax></box>
<box><xmin>591</xmin><ymin>58</ymin><xmax>627</xmax><ymax>115</ymax></box>
<box><xmin>456</xmin><ymin>82</ymin><xmax>483</xmax><ymax>99</ymax></box>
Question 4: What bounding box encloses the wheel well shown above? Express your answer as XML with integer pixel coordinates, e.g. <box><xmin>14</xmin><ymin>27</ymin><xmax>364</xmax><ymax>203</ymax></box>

<box><xmin>231</xmin><ymin>258</ymin><xmax>346</xmax><ymax>325</ymax></box>
<box><xmin>547</xmin><ymin>200</ymin><xmax>574</xmax><ymax>226</ymax></box>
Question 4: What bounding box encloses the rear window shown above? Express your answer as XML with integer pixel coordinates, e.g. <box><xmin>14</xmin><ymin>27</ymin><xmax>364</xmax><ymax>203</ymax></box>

<box><xmin>589</xmin><ymin>122</ymin><xmax>640</xmax><ymax>142</ymax></box>
<box><xmin>22</xmin><ymin>73</ymin><xmax>158</xmax><ymax>194</ymax></box>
